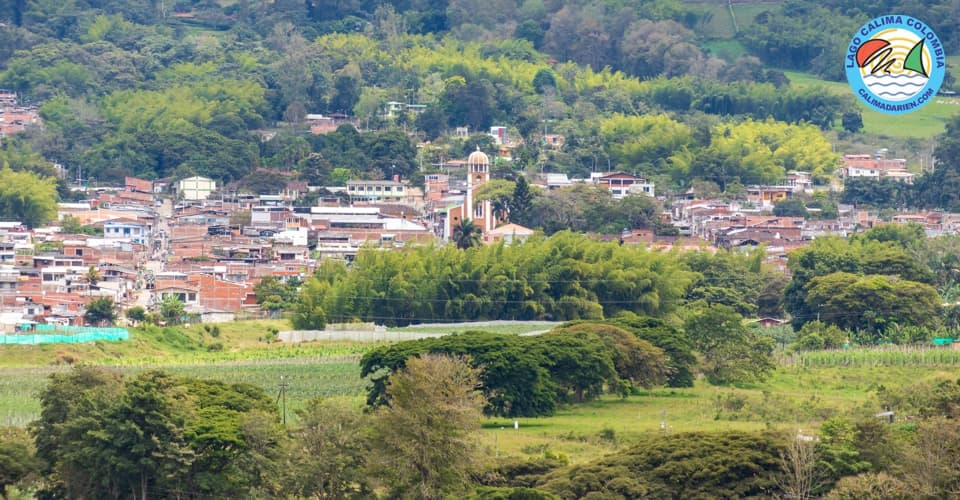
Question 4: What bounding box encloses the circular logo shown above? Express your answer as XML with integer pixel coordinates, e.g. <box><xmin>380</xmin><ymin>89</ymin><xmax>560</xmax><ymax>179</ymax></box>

<box><xmin>846</xmin><ymin>15</ymin><xmax>945</xmax><ymax>115</ymax></box>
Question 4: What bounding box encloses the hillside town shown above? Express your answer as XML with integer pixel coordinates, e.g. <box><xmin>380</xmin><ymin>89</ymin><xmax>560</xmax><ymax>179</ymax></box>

<box><xmin>0</xmin><ymin>125</ymin><xmax>940</xmax><ymax>331</ymax></box>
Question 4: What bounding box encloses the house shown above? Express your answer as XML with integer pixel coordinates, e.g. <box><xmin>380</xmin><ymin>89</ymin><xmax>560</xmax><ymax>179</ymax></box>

<box><xmin>543</xmin><ymin>133</ymin><xmax>565</xmax><ymax>150</ymax></box>
<box><xmin>786</xmin><ymin>171</ymin><xmax>813</xmax><ymax>193</ymax></box>
<box><xmin>746</xmin><ymin>186</ymin><xmax>791</xmax><ymax>209</ymax></box>
<box><xmin>307</xmin><ymin>113</ymin><xmax>357</xmax><ymax>135</ymax></box>
<box><xmin>178</xmin><ymin>176</ymin><xmax>216</xmax><ymax>201</ymax></box>
<box><xmin>593</xmin><ymin>172</ymin><xmax>655</xmax><ymax>199</ymax></box>
<box><xmin>752</xmin><ymin>317</ymin><xmax>787</xmax><ymax>328</ymax></box>
<box><xmin>484</xmin><ymin>223</ymin><xmax>534</xmax><ymax>245</ymax></box>
<box><xmin>489</xmin><ymin>126</ymin><xmax>508</xmax><ymax>145</ymax></box>
<box><xmin>840</xmin><ymin>153</ymin><xmax>913</xmax><ymax>183</ymax></box>
<box><xmin>535</xmin><ymin>173</ymin><xmax>573</xmax><ymax>190</ymax></box>
<box><xmin>0</xmin><ymin>90</ymin><xmax>16</xmax><ymax>106</ymax></box>
<box><xmin>103</xmin><ymin>218</ymin><xmax>149</xmax><ymax>246</ymax></box>
<box><xmin>124</xmin><ymin>177</ymin><xmax>154</xmax><ymax>194</ymax></box>
<box><xmin>346</xmin><ymin>180</ymin><xmax>407</xmax><ymax>202</ymax></box>
<box><xmin>424</xmin><ymin>173</ymin><xmax>450</xmax><ymax>202</ymax></box>
<box><xmin>153</xmin><ymin>281</ymin><xmax>200</xmax><ymax>308</ymax></box>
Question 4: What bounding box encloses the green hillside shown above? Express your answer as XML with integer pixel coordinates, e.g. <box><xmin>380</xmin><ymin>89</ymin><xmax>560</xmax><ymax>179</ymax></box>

<box><xmin>785</xmin><ymin>70</ymin><xmax>959</xmax><ymax>138</ymax></box>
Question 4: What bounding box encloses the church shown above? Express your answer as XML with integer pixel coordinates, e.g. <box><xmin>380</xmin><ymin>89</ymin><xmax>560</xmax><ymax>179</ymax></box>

<box><xmin>443</xmin><ymin>148</ymin><xmax>494</xmax><ymax>241</ymax></box>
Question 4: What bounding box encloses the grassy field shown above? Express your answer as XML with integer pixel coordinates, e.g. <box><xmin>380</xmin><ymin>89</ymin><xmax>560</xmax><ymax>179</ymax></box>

<box><xmin>692</xmin><ymin>1</ymin><xmax>780</xmax><ymax>40</ymax></box>
<box><xmin>7</xmin><ymin>320</ymin><xmax>960</xmax><ymax>463</ymax></box>
<box><xmin>0</xmin><ymin>357</ymin><xmax>369</xmax><ymax>427</ymax></box>
<box><xmin>4</xmin><ymin>351</ymin><xmax>959</xmax><ymax>463</ymax></box>
<box><xmin>784</xmin><ymin>70</ymin><xmax>959</xmax><ymax>138</ymax></box>
<box><xmin>482</xmin><ymin>363</ymin><xmax>960</xmax><ymax>462</ymax></box>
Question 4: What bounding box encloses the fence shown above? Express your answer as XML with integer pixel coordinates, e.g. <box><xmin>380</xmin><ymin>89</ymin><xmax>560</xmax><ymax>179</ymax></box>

<box><xmin>278</xmin><ymin>330</ymin><xmax>443</xmax><ymax>343</ymax></box>
<box><xmin>0</xmin><ymin>325</ymin><xmax>130</xmax><ymax>345</ymax></box>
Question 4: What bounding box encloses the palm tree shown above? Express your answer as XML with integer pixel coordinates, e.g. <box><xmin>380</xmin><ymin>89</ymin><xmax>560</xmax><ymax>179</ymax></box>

<box><xmin>491</xmin><ymin>196</ymin><xmax>511</xmax><ymax>223</ymax></box>
<box><xmin>82</xmin><ymin>265</ymin><xmax>100</xmax><ymax>295</ymax></box>
<box><xmin>452</xmin><ymin>219</ymin><xmax>482</xmax><ymax>249</ymax></box>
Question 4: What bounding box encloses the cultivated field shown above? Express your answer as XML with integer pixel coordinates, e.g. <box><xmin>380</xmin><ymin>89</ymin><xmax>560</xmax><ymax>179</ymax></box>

<box><xmin>4</xmin><ymin>320</ymin><xmax>960</xmax><ymax>463</ymax></box>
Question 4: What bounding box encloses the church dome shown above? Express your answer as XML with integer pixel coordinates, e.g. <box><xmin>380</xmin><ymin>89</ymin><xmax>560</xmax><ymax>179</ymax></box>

<box><xmin>467</xmin><ymin>148</ymin><xmax>489</xmax><ymax>168</ymax></box>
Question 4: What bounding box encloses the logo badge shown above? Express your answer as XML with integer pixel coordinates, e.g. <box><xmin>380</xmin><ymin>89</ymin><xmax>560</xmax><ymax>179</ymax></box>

<box><xmin>846</xmin><ymin>15</ymin><xmax>945</xmax><ymax>115</ymax></box>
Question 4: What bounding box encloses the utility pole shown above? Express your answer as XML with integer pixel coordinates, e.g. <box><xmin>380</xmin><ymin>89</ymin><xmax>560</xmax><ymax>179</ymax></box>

<box><xmin>277</xmin><ymin>375</ymin><xmax>288</xmax><ymax>426</ymax></box>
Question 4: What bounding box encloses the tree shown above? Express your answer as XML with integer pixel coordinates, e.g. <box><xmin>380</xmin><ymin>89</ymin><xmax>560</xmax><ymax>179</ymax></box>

<box><xmin>778</xmin><ymin>434</ymin><xmax>822</xmax><ymax>500</ymax></box>
<box><xmin>0</xmin><ymin>426</ymin><xmax>39</xmax><ymax>494</ymax></box>
<box><xmin>511</xmin><ymin>175</ymin><xmax>534</xmax><ymax>225</ymax></box>
<box><xmin>60</xmin><ymin>214</ymin><xmax>100</xmax><ymax>235</ymax></box>
<box><xmin>160</xmin><ymin>294</ymin><xmax>185</xmax><ymax>325</ymax></box>
<box><xmin>84</xmin><ymin>297</ymin><xmax>116</xmax><ymax>326</ymax></box>
<box><xmin>291</xmin><ymin>276</ymin><xmax>329</xmax><ymax>330</ymax></box>
<box><xmin>553</xmin><ymin>323</ymin><xmax>669</xmax><ymax>392</ymax></box>
<box><xmin>532</xmin><ymin>68</ymin><xmax>556</xmax><ymax>93</ymax></box>
<box><xmin>360</xmin><ymin>332</ymin><xmax>560</xmax><ymax>418</ymax></box>
<box><xmin>329</xmin><ymin>74</ymin><xmax>360</xmax><ymax>115</ymax></box>
<box><xmin>452</xmin><ymin>218</ymin><xmax>482</xmax><ymax>249</ymax></box>
<box><xmin>841</xmin><ymin>111</ymin><xmax>863</xmax><ymax>133</ymax></box>
<box><xmin>684</xmin><ymin>304</ymin><xmax>775</xmax><ymax>385</ymax></box>
<box><xmin>607</xmin><ymin>313</ymin><xmax>697</xmax><ymax>388</ymax></box>
<box><xmin>286</xmin><ymin>398</ymin><xmax>372</xmax><ymax>498</ymax></box>
<box><xmin>826</xmin><ymin>472</ymin><xmax>910</xmax><ymax>499</ymax></box>
<box><xmin>0</xmin><ymin>165</ymin><xmax>58</xmax><ymax>228</ymax></box>
<box><xmin>125</xmin><ymin>306</ymin><xmax>146</xmax><ymax>323</ymax></box>
<box><xmin>793</xmin><ymin>320</ymin><xmax>848</xmax><ymax>350</ymax></box>
<box><xmin>815</xmin><ymin>417</ymin><xmax>872</xmax><ymax>492</ymax></box>
<box><xmin>804</xmin><ymin>272</ymin><xmax>941</xmax><ymax>341</ymax></box>
<box><xmin>32</xmin><ymin>366</ymin><xmax>283</xmax><ymax>500</ymax></box>
<box><xmin>254</xmin><ymin>275</ymin><xmax>297</xmax><ymax>311</ymax></box>
<box><xmin>369</xmin><ymin>354</ymin><xmax>486</xmax><ymax>500</ymax></box>
<box><xmin>81</xmin><ymin>264</ymin><xmax>100</xmax><ymax>290</ymax></box>
<box><xmin>773</xmin><ymin>198</ymin><xmax>808</xmax><ymax>218</ymax></box>
<box><xmin>535</xmin><ymin>331</ymin><xmax>618</xmax><ymax>403</ymax></box>
<box><xmin>537</xmin><ymin>431</ymin><xmax>784</xmax><ymax>498</ymax></box>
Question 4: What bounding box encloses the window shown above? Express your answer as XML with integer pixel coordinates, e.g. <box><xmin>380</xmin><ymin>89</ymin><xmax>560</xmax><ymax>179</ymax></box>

<box><xmin>188</xmin><ymin>293</ymin><xmax>196</xmax><ymax>301</ymax></box>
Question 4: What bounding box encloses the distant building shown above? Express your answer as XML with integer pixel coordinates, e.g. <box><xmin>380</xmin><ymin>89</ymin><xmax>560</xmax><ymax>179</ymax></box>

<box><xmin>840</xmin><ymin>153</ymin><xmax>913</xmax><ymax>183</ymax></box>
<box><xmin>424</xmin><ymin>173</ymin><xmax>450</xmax><ymax>202</ymax></box>
<box><xmin>103</xmin><ymin>219</ymin><xmax>150</xmax><ymax>246</ymax></box>
<box><xmin>593</xmin><ymin>172</ymin><xmax>655</xmax><ymax>199</ymax></box>
<box><xmin>489</xmin><ymin>126</ymin><xmax>508</xmax><ymax>145</ymax></box>
<box><xmin>0</xmin><ymin>90</ymin><xmax>16</xmax><ymax>106</ymax></box>
<box><xmin>178</xmin><ymin>176</ymin><xmax>216</xmax><ymax>201</ymax></box>
<box><xmin>444</xmin><ymin>149</ymin><xmax>494</xmax><ymax>240</ymax></box>
<box><xmin>306</xmin><ymin>113</ymin><xmax>357</xmax><ymax>135</ymax></box>
<box><xmin>346</xmin><ymin>180</ymin><xmax>407</xmax><ymax>201</ymax></box>
<box><xmin>484</xmin><ymin>223</ymin><xmax>534</xmax><ymax>245</ymax></box>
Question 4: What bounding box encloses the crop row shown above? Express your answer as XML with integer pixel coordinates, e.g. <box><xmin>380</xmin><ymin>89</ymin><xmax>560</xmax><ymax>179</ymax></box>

<box><xmin>792</xmin><ymin>347</ymin><xmax>960</xmax><ymax>367</ymax></box>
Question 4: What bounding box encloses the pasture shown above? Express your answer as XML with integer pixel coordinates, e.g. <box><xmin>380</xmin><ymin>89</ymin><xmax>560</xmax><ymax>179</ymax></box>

<box><xmin>5</xmin><ymin>336</ymin><xmax>960</xmax><ymax>463</ymax></box>
<box><xmin>784</xmin><ymin>70</ymin><xmax>959</xmax><ymax>138</ymax></box>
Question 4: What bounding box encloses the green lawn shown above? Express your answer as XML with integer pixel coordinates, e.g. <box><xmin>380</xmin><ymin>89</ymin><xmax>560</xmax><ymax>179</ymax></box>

<box><xmin>784</xmin><ymin>70</ymin><xmax>959</xmax><ymax>138</ymax></box>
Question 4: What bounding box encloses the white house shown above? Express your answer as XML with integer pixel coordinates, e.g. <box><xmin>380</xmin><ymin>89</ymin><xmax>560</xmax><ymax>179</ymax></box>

<box><xmin>178</xmin><ymin>176</ymin><xmax>216</xmax><ymax>201</ymax></box>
